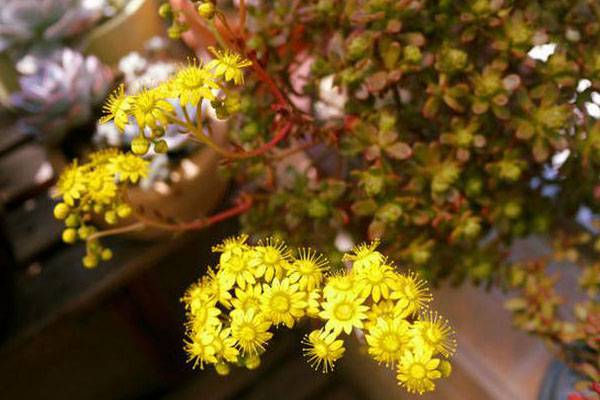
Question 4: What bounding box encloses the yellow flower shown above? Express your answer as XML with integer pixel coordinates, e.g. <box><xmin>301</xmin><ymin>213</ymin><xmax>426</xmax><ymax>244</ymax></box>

<box><xmin>302</xmin><ymin>329</ymin><xmax>345</xmax><ymax>373</ymax></box>
<box><xmin>249</xmin><ymin>238</ymin><xmax>291</xmax><ymax>282</ymax></box>
<box><xmin>366</xmin><ymin>318</ymin><xmax>411</xmax><ymax>367</ymax></box>
<box><xmin>108</xmin><ymin>153</ymin><xmax>149</xmax><ymax>184</ymax></box>
<box><xmin>89</xmin><ymin>148</ymin><xmax>120</xmax><ymax>165</ymax></box>
<box><xmin>260</xmin><ymin>278</ymin><xmax>306</xmax><ymax>328</ymax></box>
<box><xmin>87</xmin><ymin>166</ymin><xmax>117</xmax><ymax>205</ymax></box>
<box><xmin>132</xmin><ymin>86</ymin><xmax>174</xmax><ymax>128</ymax></box>
<box><xmin>323</xmin><ymin>271</ymin><xmax>356</xmax><ymax>300</ymax></box>
<box><xmin>231</xmin><ymin>284</ymin><xmax>262</xmax><ymax>316</ymax></box>
<box><xmin>306</xmin><ymin>288</ymin><xmax>322</xmax><ymax>318</ymax></box>
<box><xmin>231</xmin><ymin>310</ymin><xmax>273</xmax><ymax>355</ymax></box>
<box><xmin>366</xmin><ymin>299</ymin><xmax>396</xmax><ymax>330</ymax></box>
<box><xmin>211</xmin><ymin>327</ymin><xmax>240</xmax><ymax>363</ymax></box>
<box><xmin>100</xmin><ymin>84</ymin><xmax>133</xmax><ymax>130</ymax></box>
<box><xmin>396</xmin><ymin>348</ymin><xmax>443</xmax><ymax>395</ymax></box>
<box><xmin>56</xmin><ymin>162</ymin><xmax>86</xmax><ymax>206</ymax></box>
<box><xmin>185</xmin><ymin>330</ymin><xmax>218</xmax><ymax>369</ymax></box>
<box><xmin>287</xmin><ymin>248</ymin><xmax>329</xmax><ymax>291</ymax></box>
<box><xmin>410</xmin><ymin>312</ymin><xmax>456</xmax><ymax>358</ymax></box>
<box><xmin>186</xmin><ymin>302</ymin><xmax>221</xmax><ymax>335</ymax></box>
<box><xmin>172</xmin><ymin>63</ymin><xmax>219</xmax><ymax>105</ymax></box>
<box><xmin>182</xmin><ymin>278</ymin><xmax>216</xmax><ymax>310</ymax></box>
<box><xmin>355</xmin><ymin>261</ymin><xmax>400</xmax><ymax>302</ymax></box>
<box><xmin>219</xmin><ymin>246</ymin><xmax>256</xmax><ymax>289</ymax></box>
<box><xmin>392</xmin><ymin>272</ymin><xmax>433</xmax><ymax>316</ymax></box>
<box><xmin>342</xmin><ymin>241</ymin><xmax>384</xmax><ymax>273</ymax></box>
<box><xmin>206</xmin><ymin>47</ymin><xmax>252</xmax><ymax>85</ymax></box>
<box><xmin>205</xmin><ymin>268</ymin><xmax>234</xmax><ymax>307</ymax></box>
<box><xmin>212</xmin><ymin>234</ymin><xmax>250</xmax><ymax>255</ymax></box>
<box><xmin>319</xmin><ymin>292</ymin><xmax>368</xmax><ymax>335</ymax></box>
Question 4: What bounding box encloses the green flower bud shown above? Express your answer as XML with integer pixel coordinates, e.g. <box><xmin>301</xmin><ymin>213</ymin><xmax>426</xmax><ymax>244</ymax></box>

<box><xmin>168</xmin><ymin>24</ymin><xmax>184</xmax><ymax>40</ymax></box>
<box><xmin>154</xmin><ymin>140</ymin><xmax>169</xmax><ymax>154</ymax></box>
<box><xmin>439</xmin><ymin>360</ymin><xmax>452</xmax><ymax>378</ymax></box>
<box><xmin>78</xmin><ymin>226</ymin><xmax>92</xmax><ymax>240</ymax></box>
<box><xmin>158</xmin><ymin>3</ymin><xmax>172</xmax><ymax>19</ymax></box>
<box><xmin>65</xmin><ymin>214</ymin><xmax>80</xmax><ymax>228</ymax></box>
<box><xmin>225</xmin><ymin>93</ymin><xmax>241</xmax><ymax>114</ymax></box>
<box><xmin>197</xmin><ymin>2</ymin><xmax>216</xmax><ymax>19</ymax></box>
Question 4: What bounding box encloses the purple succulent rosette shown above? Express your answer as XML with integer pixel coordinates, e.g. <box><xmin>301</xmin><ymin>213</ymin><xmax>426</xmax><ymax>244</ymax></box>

<box><xmin>0</xmin><ymin>0</ymin><xmax>103</xmax><ymax>58</ymax></box>
<box><xmin>11</xmin><ymin>48</ymin><xmax>113</xmax><ymax>144</ymax></box>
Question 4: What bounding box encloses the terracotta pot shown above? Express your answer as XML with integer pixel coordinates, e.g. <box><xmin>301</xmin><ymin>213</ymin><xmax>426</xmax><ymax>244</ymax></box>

<box><xmin>82</xmin><ymin>0</ymin><xmax>167</xmax><ymax>66</ymax></box>
<box><xmin>123</xmin><ymin>143</ymin><xmax>228</xmax><ymax>240</ymax></box>
<box><xmin>96</xmin><ymin>119</ymin><xmax>229</xmax><ymax>240</ymax></box>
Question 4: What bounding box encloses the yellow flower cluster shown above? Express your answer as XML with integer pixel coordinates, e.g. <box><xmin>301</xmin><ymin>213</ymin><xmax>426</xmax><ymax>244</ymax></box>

<box><xmin>182</xmin><ymin>237</ymin><xmax>455</xmax><ymax>395</ymax></box>
<box><xmin>53</xmin><ymin>149</ymin><xmax>149</xmax><ymax>268</ymax></box>
<box><xmin>99</xmin><ymin>49</ymin><xmax>251</xmax><ymax>155</ymax></box>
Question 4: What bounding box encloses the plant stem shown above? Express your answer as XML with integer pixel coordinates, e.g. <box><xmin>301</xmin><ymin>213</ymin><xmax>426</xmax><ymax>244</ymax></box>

<box><xmin>87</xmin><ymin>222</ymin><xmax>146</xmax><ymax>242</ymax></box>
<box><xmin>133</xmin><ymin>192</ymin><xmax>253</xmax><ymax>231</ymax></box>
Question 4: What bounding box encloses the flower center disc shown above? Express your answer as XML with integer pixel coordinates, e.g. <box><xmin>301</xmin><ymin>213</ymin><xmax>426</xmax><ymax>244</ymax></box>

<box><xmin>410</xmin><ymin>363</ymin><xmax>427</xmax><ymax>379</ymax></box>
<box><xmin>334</xmin><ymin>302</ymin><xmax>354</xmax><ymax>321</ymax></box>
<box><xmin>271</xmin><ymin>293</ymin><xmax>290</xmax><ymax>313</ymax></box>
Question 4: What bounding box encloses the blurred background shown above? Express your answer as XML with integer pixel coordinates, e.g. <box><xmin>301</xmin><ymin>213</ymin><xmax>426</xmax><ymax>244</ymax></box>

<box><xmin>0</xmin><ymin>0</ymin><xmax>587</xmax><ymax>399</ymax></box>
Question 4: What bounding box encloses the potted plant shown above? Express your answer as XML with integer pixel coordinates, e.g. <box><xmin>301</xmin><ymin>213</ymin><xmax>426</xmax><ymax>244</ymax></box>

<box><xmin>50</xmin><ymin>0</ymin><xmax>600</xmax><ymax>395</ymax></box>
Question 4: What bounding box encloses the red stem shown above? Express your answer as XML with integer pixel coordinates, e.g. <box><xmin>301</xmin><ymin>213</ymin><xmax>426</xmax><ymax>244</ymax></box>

<box><xmin>229</xmin><ymin>121</ymin><xmax>293</xmax><ymax>159</ymax></box>
<box><xmin>135</xmin><ymin>193</ymin><xmax>253</xmax><ymax>231</ymax></box>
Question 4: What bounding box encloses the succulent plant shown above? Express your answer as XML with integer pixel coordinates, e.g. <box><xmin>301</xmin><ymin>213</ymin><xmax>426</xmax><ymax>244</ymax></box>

<box><xmin>11</xmin><ymin>48</ymin><xmax>113</xmax><ymax>144</ymax></box>
<box><xmin>0</xmin><ymin>0</ymin><xmax>104</xmax><ymax>59</ymax></box>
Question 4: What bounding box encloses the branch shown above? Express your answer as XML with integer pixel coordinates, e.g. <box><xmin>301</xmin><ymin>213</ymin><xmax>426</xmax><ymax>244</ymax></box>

<box><xmin>133</xmin><ymin>192</ymin><xmax>253</xmax><ymax>231</ymax></box>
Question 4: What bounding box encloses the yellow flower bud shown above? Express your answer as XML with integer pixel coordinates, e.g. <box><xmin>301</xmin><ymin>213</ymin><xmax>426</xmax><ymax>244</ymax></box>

<box><xmin>215</xmin><ymin>362</ymin><xmax>230</xmax><ymax>376</ymax></box>
<box><xmin>198</xmin><ymin>2</ymin><xmax>216</xmax><ymax>19</ymax></box>
<box><xmin>245</xmin><ymin>354</ymin><xmax>261</xmax><ymax>370</ymax></box>
<box><xmin>158</xmin><ymin>3</ymin><xmax>172</xmax><ymax>19</ymax></box>
<box><xmin>439</xmin><ymin>360</ymin><xmax>452</xmax><ymax>377</ymax></box>
<box><xmin>83</xmin><ymin>254</ymin><xmax>99</xmax><ymax>269</ymax></box>
<box><xmin>154</xmin><ymin>140</ymin><xmax>169</xmax><ymax>153</ymax></box>
<box><xmin>132</xmin><ymin>135</ymin><xmax>150</xmax><ymax>155</ymax></box>
<box><xmin>117</xmin><ymin>204</ymin><xmax>132</xmax><ymax>218</ymax></box>
<box><xmin>62</xmin><ymin>228</ymin><xmax>77</xmax><ymax>244</ymax></box>
<box><xmin>101</xmin><ymin>248</ymin><xmax>113</xmax><ymax>261</ymax></box>
<box><xmin>78</xmin><ymin>226</ymin><xmax>91</xmax><ymax>240</ymax></box>
<box><xmin>105</xmin><ymin>210</ymin><xmax>118</xmax><ymax>225</ymax></box>
<box><xmin>65</xmin><ymin>214</ymin><xmax>80</xmax><ymax>228</ymax></box>
<box><xmin>53</xmin><ymin>203</ymin><xmax>70</xmax><ymax>219</ymax></box>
